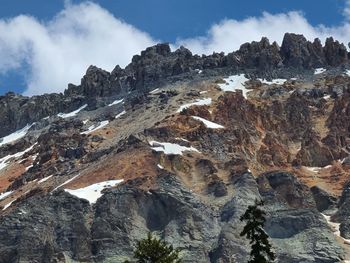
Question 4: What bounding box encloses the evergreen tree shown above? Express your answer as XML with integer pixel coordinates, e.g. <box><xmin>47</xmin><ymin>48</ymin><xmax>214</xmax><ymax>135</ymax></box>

<box><xmin>127</xmin><ymin>232</ymin><xmax>182</xmax><ymax>263</ymax></box>
<box><xmin>240</xmin><ymin>200</ymin><xmax>275</xmax><ymax>263</ymax></box>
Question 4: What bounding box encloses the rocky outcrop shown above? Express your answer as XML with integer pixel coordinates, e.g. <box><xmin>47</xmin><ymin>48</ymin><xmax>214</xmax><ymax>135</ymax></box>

<box><xmin>280</xmin><ymin>34</ymin><xmax>326</xmax><ymax>68</ymax></box>
<box><xmin>295</xmin><ymin>128</ymin><xmax>334</xmax><ymax>167</ymax></box>
<box><xmin>257</xmin><ymin>132</ymin><xmax>290</xmax><ymax>167</ymax></box>
<box><xmin>233</xmin><ymin>37</ymin><xmax>282</xmax><ymax>70</ymax></box>
<box><xmin>310</xmin><ymin>186</ymin><xmax>338</xmax><ymax>212</ymax></box>
<box><xmin>7</xmin><ymin>122</ymin><xmax>88</xmax><ymax>191</ymax></box>
<box><xmin>334</xmin><ymin>182</ymin><xmax>350</xmax><ymax>239</ymax></box>
<box><xmin>258</xmin><ymin>171</ymin><xmax>344</xmax><ymax>262</ymax></box>
<box><xmin>0</xmin><ymin>191</ymin><xmax>92</xmax><ymax>263</ymax></box>
<box><xmin>257</xmin><ymin>171</ymin><xmax>316</xmax><ymax>209</ymax></box>
<box><xmin>284</xmin><ymin>92</ymin><xmax>311</xmax><ymax>140</ymax></box>
<box><xmin>323</xmin><ymin>89</ymin><xmax>350</xmax><ymax>160</ymax></box>
<box><xmin>324</xmin><ymin>37</ymin><xmax>348</xmax><ymax>66</ymax></box>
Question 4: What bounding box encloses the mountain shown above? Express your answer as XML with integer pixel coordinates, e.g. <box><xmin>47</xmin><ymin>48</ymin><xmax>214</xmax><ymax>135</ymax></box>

<box><xmin>0</xmin><ymin>32</ymin><xmax>349</xmax><ymax>262</ymax></box>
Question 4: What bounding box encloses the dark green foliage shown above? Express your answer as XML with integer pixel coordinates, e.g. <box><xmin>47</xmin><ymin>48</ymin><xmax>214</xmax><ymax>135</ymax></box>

<box><xmin>240</xmin><ymin>200</ymin><xmax>276</xmax><ymax>263</ymax></box>
<box><xmin>127</xmin><ymin>232</ymin><xmax>182</xmax><ymax>263</ymax></box>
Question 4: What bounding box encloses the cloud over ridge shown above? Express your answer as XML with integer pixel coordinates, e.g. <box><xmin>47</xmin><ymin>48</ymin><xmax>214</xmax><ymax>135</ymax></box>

<box><xmin>0</xmin><ymin>1</ymin><xmax>156</xmax><ymax>95</ymax></box>
<box><xmin>177</xmin><ymin>11</ymin><xmax>350</xmax><ymax>55</ymax></box>
<box><xmin>1</xmin><ymin>1</ymin><xmax>350</xmax><ymax>95</ymax></box>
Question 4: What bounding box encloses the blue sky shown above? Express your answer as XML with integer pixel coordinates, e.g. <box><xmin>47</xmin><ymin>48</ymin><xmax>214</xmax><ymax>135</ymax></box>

<box><xmin>0</xmin><ymin>0</ymin><xmax>349</xmax><ymax>95</ymax></box>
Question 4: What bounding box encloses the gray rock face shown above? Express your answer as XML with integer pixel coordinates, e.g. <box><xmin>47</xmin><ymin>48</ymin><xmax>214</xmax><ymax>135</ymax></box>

<box><xmin>324</xmin><ymin>37</ymin><xmax>348</xmax><ymax>66</ymax></box>
<box><xmin>7</xmin><ymin>119</ymin><xmax>88</xmax><ymax>191</ymax></box>
<box><xmin>0</xmin><ymin>171</ymin><xmax>344</xmax><ymax>262</ymax></box>
<box><xmin>0</xmin><ymin>190</ymin><xmax>92</xmax><ymax>263</ymax></box>
<box><xmin>258</xmin><ymin>171</ymin><xmax>344</xmax><ymax>262</ymax></box>
<box><xmin>311</xmin><ymin>186</ymin><xmax>338</xmax><ymax>212</ymax></box>
<box><xmin>322</xmin><ymin>89</ymin><xmax>350</xmax><ymax>161</ymax></box>
<box><xmin>281</xmin><ymin>34</ymin><xmax>327</xmax><ymax>68</ymax></box>
<box><xmin>335</xmin><ymin>182</ymin><xmax>350</xmax><ymax>239</ymax></box>
<box><xmin>284</xmin><ymin>92</ymin><xmax>312</xmax><ymax>141</ymax></box>
<box><xmin>92</xmin><ymin>173</ymin><xmax>221</xmax><ymax>262</ymax></box>
<box><xmin>230</xmin><ymin>37</ymin><xmax>282</xmax><ymax>70</ymax></box>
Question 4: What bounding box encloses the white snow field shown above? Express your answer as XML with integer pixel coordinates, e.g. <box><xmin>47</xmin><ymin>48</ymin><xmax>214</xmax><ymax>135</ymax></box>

<box><xmin>191</xmin><ymin>116</ymin><xmax>224</xmax><ymax>129</ymax></box>
<box><xmin>0</xmin><ymin>124</ymin><xmax>33</xmax><ymax>147</ymax></box>
<box><xmin>115</xmin><ymin>110</ymin><xmax>126</xmax><ymax>119</ymax></box>
<box><xmin>65</xmin><ymin>179</ymin><xmax>124</xmax><ymax>204</ymax></box>
<box><xmin>149</xmin><ymin>141</ymin><xmax>199</xmax><ymax>155</ymax></box>
<box><xmin>57</xmin><ymin>104</ymin><xmax>87</xmax><ymax>118</ymax></box>
<box><xmin>218</xmin><ymin>74</ymin><xmax>250</xmax><ymax>98</ymax></box>
<box><xmin>258</xmin><ymin>78</ymin><xmax>287</xmax><ymax>85</ymax></box>
<box><xmin>81</xmin><ymin>120</ymin><xmax>109</xmax><ymax>134</ymax></box>
<box><xmin>108</xmin><ymin>99</ymin><xmax>124</xmax><ymax>106</ymax></box>
<box><xmin>0</xmin><ymin>144</ymin><xmax>36</xmax><ymax>171</ymax></box>
<box><xmin>177</xmin><ymin>98</ymin><xmax>212</xmax><ymax>113</ymax></box>
<box><xmin>0</xmin><ymin>191</ymin><xmax>13</xmax><ymax>201</ymax></box>
<box><xmin>314</xmin><ymin>68</ymin><xmax>326</xmax><ymax>74</ymax></box>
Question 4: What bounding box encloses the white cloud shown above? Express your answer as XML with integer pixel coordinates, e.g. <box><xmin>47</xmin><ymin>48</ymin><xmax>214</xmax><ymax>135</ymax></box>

<box><xmin>0</xmin><ymin>1</ymin><xmax>156</xmax><ymax>95</ymax></box>
<box><xmin>1</xmin><ymin>1</ymin><xmax>350</xmax><ymax>96</ymax></box>
<box><xmin>344</xmin><ymin>0</ymin><xmax>350</xmax><ymax>19</ymax></box>
<box><xmin>177</xmin><ymin>10</ymin><xmax>350</xmax><ymax>55</ymax></box>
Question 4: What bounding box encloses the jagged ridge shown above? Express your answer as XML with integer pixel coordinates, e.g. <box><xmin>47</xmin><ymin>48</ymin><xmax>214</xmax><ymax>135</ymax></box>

<box><xmin>0</xmin><ymin>33</ymin><xmax>349</xmax><ymax>138</ymax></box>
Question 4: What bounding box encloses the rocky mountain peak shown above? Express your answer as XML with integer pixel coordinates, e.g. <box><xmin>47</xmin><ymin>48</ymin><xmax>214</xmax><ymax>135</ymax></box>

<box><xmin>0</xmin><ymin>33</ymin><xmax>350</xmax><ymax>262</ymax></box>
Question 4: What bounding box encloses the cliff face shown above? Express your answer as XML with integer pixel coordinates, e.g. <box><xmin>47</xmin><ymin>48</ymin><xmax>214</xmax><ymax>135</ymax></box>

<box><xmin>0</xmin><ymin>33</ymin><xmax>350</xmax><ymax>262</ymax></box>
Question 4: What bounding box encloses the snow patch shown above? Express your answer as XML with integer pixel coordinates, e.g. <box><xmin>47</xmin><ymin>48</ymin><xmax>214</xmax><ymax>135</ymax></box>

<box><xmin>175</xmin><ymin>137</ymin><xmax>189</xmax><ymax>143</ymax></box>
<box><xmin>81</xmin><ymin>120</ymin><xmax>109</xmax><ymax>134</ymax></box>
<box><xmin>25</xmin><ymin>165</ymin><xmax>33</xmax><ymax>171</ymax></box>
<box><xmin>0</xmin><ymin>144</ymin><xmax>36</xmax><ymax>171</ymax></box>
<box><xmin>150</xmin><ymin>141</ymin><xmax>200</xmax><ymax>155</ymax></box>
<box><xmin>314</xmin><ymin>68</ymin><xmax>326</xmax><ymax>75</ymax></box>
<box><xmin>304</xmin><ymin>164</ymin><xmax>334</xmax><ymax>173</ymax></box>
<box><xmin>38</xmin><ymin>175</ymin><xmax>53</xmax><ymax>183</ymax></box>
<box><xmin>3</xmin><ymin>199</ymin><xmax>15</xmax><ymax>210</ymax></box>
<box><xmin>322</xmin><ymin>214</ymin><xmax>350</xmax><ymax>245</ymax></box>
<box><xmin>157</xmin><ymin>164</ymin><xmax>164</xmax><ymax>169</ymax></box>
<box><xmin>258</xmin><ymin>78</ymin><xmax>287</xmax><ymax>85</ymax></box>
<box><xmin>57</xmin><ymin>104</ymin><xmax>87</xmax><ymax>118</ymax></box>
<box><xmin>149</xmin><ymin>88</ymin><xmax>159</xmax><ymax>94</ymax></box>
<box><xmin>115</xmin><ymin>110</ymin><xmax>126</xmax><ymax>119</ymax></box>
<box><xmin>304</xmin><ymin>166</ymin><xmax>322</xmax><ymax>173</ymax></box>
<box><xmin>108</xmin><ymin>99</ymin><xmax>124</xmax><ymax>106</ymax></box>
<box><xmin>0</xmin><ymin>124</ymin><xmax>33</xmax><ymax>147</ymax></box>
<box><xmin>192</xmin><ymin>116</ymin><xmax>224</xmax><ymax>129</ymax></box>
<box><xmin>53</xmin><ymin>174</ymin><xmax>80</xmax><ymax>191</ymax></box>
<box><xmin>177</xmin><ymin>98</ymin><xmax>212</xmax><ymax>113</ymax></box>
<box><xmin>65</xmin><ymin>179</ymin><xmax>124</xmax><ymax>204</ymax></box>
<box><xmin>200</xmin><ymin>91</ymin><xmax>208</xmax><ymax>94</ymax></box>
<box><xmin>0</xmin><ymin>191</ymin><xmax>13</xmax><ymax>201</ymax></box>
<box><xmin>218</xmin><ymin>74</ymin><xmax>250</xmax><ymax>98</ymax></box>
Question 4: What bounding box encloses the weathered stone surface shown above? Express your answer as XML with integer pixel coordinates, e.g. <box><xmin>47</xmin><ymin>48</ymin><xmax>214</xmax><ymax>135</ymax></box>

<box><xmin>334</xmin><ymin>182</ymin><xmax>350</xmax><ymax>239</ymax></box>
<box><xmin>0</xmin><ymin>191</ymin><xmax>92</xmax><ymax>263</ymax></box>
<box><xmin>0</xmin><ymin>170</ymin><xmax>344</xmax><ymax>262</ymax></box>
<box><xmin>311</xmin><ymin>186</ymin><xmax>338</xmax><ymax>212</ymax></box>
